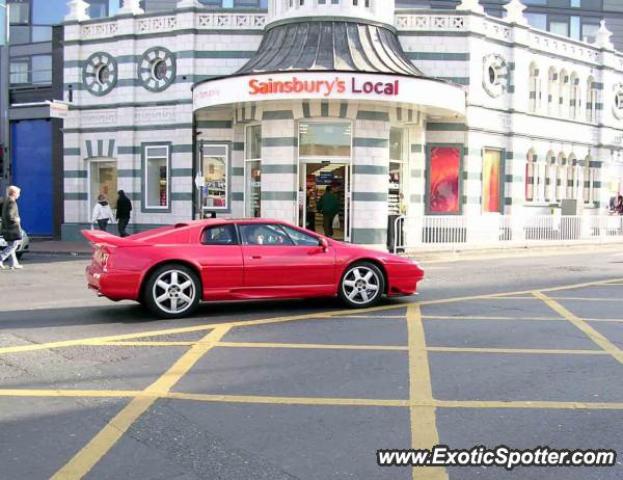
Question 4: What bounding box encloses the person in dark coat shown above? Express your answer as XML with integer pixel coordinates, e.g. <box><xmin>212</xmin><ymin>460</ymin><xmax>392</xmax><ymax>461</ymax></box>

<box><xmin>0</xmin><ymin>186</ymin><xmax>23</xmax><ymax>270</ymax></box>
<box><xmin>116</xmin><ymin>190</ymin><xmax>133</xmax><ymax>237</ymax></box>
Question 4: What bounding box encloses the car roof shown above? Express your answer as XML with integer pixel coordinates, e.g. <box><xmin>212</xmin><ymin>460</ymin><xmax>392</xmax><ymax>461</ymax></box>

<box><xmin>187</xmin><ymin>218</ymin><xmax>290</xmax><ymax>227</ymax></box>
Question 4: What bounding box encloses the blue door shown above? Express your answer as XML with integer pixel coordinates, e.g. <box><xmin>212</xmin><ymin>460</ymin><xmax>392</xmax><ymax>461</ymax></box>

<box><xmin>11</xmin><ymin>120</ymin><xmax>53</xmax><ymax>236</ymax></box>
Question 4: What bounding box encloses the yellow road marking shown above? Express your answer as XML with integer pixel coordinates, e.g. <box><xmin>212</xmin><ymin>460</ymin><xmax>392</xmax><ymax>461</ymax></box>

<box><xmin>547</xmin><ymin>297</ymin><xmax>623</xmax><ymax>302</ymax></box>
<box><xmin>3</xmin><ymin>276</ymin><xmax>623</xmax><ymax>357</ymax></box>
<box><xmin>533</xmin><ymin>292</ymin><xmax>623</xmax><ymax>365</ymax></box>
<box><xmin>1</xmin><ymin>388</ymin><xmax>622</xmax><ymax>411</ymax></box>
<box><xmin>423</xmin><ymin>315</ymin><xmax>563</xmax><ymax>321</ymax></box>
<box><xmin>407</xmin><ymin>304</ymin><xmax>448</xmax><ymax>480</ymax></box>
<box><xmin>0</xmin><ymin>324</ymin><xmax>216</xmax><ymax>355</ymax></box>
<box><xmin>94</xmin><ymin>341</ymin><xmax>195</xmax><ymax>347</ymax></box>
<box><xmin>168</xmin><ymin>392</ymin><xmax>409</xmax><ymax>407</ymax></box>
<box><xmin>217</xmin><ymin>341</ymin><xmax>407</xmax><ymax>352</ymax></box>
<box><xmin>0</xmin><ymin>389</ymin><xmax>143</xmax><ymax>398</ymax></box>
<box><xmin>434</xmin><ymin>400</ymin><xmax>623</xmax><ymax>410</ymax></box>
<box><xmin>428</xmin><ymin>347</ymin><xmax>606</xmax><ymax>355</ymax></box>
<box><xmin>51</xmin><ymin>325</ymin><xmax>231</xmax><ymax>480</ymax></box>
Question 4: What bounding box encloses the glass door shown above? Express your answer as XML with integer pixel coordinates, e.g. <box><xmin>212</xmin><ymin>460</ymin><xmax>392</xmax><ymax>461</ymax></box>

<box><xmin>299</xmin><ymin>161</ymin><xmax>351</xmax><ymax>242</ymax></box>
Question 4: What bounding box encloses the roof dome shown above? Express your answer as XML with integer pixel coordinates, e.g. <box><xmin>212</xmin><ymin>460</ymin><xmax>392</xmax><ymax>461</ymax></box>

<box><xmin>236</xmin><ymin>14</ymin><xmax>422</xmax><ymax>77</ymax></box>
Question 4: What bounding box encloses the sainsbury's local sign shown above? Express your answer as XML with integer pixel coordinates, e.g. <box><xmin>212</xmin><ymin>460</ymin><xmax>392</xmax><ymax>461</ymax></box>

<box><xmin>193</xmin><ymin>72</ymin><xmax>465</xmax><ymax>116</ymax></box>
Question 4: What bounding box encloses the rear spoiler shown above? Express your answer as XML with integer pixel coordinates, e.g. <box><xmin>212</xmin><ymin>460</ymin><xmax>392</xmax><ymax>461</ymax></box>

<box><xmin>81</xmin><ymin>229</ymin><xmax>147</xmax><ymax>247</ymax></box>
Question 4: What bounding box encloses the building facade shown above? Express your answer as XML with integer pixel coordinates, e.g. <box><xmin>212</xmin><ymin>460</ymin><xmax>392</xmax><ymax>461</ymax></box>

<box><xmin>61</xmin><ymin>0</ymin><xmax>623</xmax><ymax>248</ymax></box>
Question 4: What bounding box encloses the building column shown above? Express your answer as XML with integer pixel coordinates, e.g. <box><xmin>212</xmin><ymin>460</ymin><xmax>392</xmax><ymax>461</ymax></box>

<box><xmin>260</xmin><ymin>109</ymin><xmax>297</xmax><ymax>223</ymax></box>
<box><xmin>351</xmin><ymin>110</ymin><xmax>390</xmax><ymax>248</ymax></box>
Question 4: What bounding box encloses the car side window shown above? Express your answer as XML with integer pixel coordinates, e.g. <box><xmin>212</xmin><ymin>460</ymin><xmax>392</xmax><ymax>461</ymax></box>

<box><xmin>201</xmin><ymin>224</ymin><xmax>238</xmax><ymax>245</ymax></box>
<box><xmin>281</xmin><ymin>226</ymin><xmax>321</xmax><ymax>246</ymax></box>
<box><xmin>239</xmin><ymin>224</ymin><xmax>294</xmax><ymax>246</ymax></box>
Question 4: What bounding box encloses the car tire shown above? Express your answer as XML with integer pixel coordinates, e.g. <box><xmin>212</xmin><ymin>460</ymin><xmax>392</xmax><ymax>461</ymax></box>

<box><xmin>339</xmin><ymin>261</ymin><xmax>385</xmax><ymax>308</ymax></box>
<box><xmin>143</xmin><ymin>263</ymin><xmax>201</xmax><ymax>319</ymax></box>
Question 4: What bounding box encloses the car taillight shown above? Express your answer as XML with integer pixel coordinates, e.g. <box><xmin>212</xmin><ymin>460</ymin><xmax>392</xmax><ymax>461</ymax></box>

<box><xmin>95</xmin><ymin>247</ymin><xmax>111</xmax><ymax>271</ymax></box>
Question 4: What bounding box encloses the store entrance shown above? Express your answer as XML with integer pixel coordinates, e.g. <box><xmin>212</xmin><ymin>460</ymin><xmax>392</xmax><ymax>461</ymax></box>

<box><xmin>299</xmin><ymin>162</ymin><xmax>351</xmax><ymax>242</ymax></box>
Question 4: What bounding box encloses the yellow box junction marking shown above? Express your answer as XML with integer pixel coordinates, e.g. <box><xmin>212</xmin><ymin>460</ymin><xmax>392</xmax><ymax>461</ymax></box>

<box><xmin>51</xmin><ymin>325</ymin><xmax>231</xmax><ymax>480</ymax></box>
<box><xmin>407</xmin><ymin>304</ymin><xmax>448</xmax><ymax>480</ymax></box>
<box><xmin>533</xmin><ymin>291</ymin><xmax>623</xmax><ymax>365</ymax></box>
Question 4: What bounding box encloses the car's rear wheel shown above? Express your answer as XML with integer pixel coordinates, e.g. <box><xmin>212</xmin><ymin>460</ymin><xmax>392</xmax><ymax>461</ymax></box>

<box><xmin>144</xmin><ymin>264</ymin><xmax>200</xmax><ymax>319</ymax></box>
<box><xmin>339</xmin><ymin>262</ymin><xmax>384</xmax><ymax>308</ymax></box>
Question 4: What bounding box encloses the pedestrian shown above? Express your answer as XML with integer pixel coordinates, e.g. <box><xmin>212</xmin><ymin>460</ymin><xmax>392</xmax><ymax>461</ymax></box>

<box><xmin>615</xmin><ymin>195</ymin><xmax>623</xmax><ymax>215</ymax></box>
<box><xmin>91</xmin><ymin>194</ymin><xmax>114</xmax><ymax>232</ymax></box>
<box><xmin>317</xmin><ymin>185</ymin><xmax>339</xmax><ymax>238</ymax></box>
<box><xmin>0</xmin><ymin>185</ymin><xmax>23</xmax><ymax>270</ymax></box>
<box><xmin>116</xmin><ymin>190</ymin><xmax>132</xmax><ymax>237</ymax></box>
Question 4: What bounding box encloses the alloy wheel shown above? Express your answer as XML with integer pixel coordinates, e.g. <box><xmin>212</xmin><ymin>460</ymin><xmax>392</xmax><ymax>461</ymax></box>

<box><xmin>152</xmin><ymin>269</ymin><xmax>196</xmax><ymax>315</ymax></box>
<box><xmin>342</xmin><ymin>266</ymin><xmax>381</xmax><ymax>305</ymax></box>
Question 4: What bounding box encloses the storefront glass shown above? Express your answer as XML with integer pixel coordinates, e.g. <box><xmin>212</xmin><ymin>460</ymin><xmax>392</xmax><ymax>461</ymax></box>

<box><xmin>482</xmin><ymin>148</ymin><xmax>502</xmax><ymax>213</ymax></box>
<box><xmin>90</xmin><ymin>160</ymin><xmax>118</xmax><ymax>209</ymax></box>
<box><xmin>389</xmin><ymin>127</ymin><xmax>405</xmax><ymax>216</ymax></box>
<box><xmin>299</xmin><ymin>122</ymin><xmax>351</xmax><ymax>158</ymax></box>
<box><xmin>428</xmin><ymin>146</ymin><xmax>460</xmax><ymax>214</ymax></box>
<box><xmin>145</xmin><ymin>145</ymin><xmax>169</xmax><ymax>208</ymax></box>
<box><xmin>202</xmin><ymin>144</ymin><xmax>228</xmax><ymax>211</ymax></box>
<box><xmin>245</xmin><ymin>125</ymin><xmax>261</xmax><ymax>217</ymax></box>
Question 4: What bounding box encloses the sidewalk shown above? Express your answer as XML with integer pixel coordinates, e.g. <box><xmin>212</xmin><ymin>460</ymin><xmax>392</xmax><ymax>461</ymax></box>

<box><xmin>27</xmin><ymin>237</ymin><xmax>623</xmax><ymax>260</ymax></box>
<box><xmin>28</xmin><ymin>239</ymin><xmax>92</xmax><ymax>256</ymax></box>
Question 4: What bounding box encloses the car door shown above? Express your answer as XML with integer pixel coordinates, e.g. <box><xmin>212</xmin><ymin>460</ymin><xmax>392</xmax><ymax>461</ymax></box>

<box><xmin>238</xmin><ymin>223</ymin><xmax>336</xmax><ymax>297</ymax></box>
<box><xmin>195</xmin><ymin>223</ymin><xmax>244</xmax><ymax>299</ymax></box>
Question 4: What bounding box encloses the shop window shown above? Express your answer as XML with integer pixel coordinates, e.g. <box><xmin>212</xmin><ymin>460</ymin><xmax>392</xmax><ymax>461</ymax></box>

<box><xmin>245</xmin><ymin>125</ymin><xmax>261</xmax><ymax>217</ymax></box>
<box><xmin>389</xmin><ymin>127</ymin><xmax>405</xmax><ymax>216</ymax></box>
<box><xmin>90</xmin><ymin>159</ymin><xmax>118</xmax><ymax>210</ymax></box>
<box><xmin>144</xmin><ymin>145</ymin><xmax>169</xmax><ymax>209</ymax></box>
<box><xmin>482</xmin><ymin>149</ymin><xmax>503</xmax><ymax>213</ymax></box>
<box><xmin>202</xmin><ymin>144</ymin><xmax>228</xmax><ymax>211</ymax></box>
<box><xmin>427</xmin><ymin>145</ymin><xmax>461</xmax><ymax>214</ymax></box>
<box><xmin>299</xmin><ymin>122</ymin><xmax>351</xmax><ymax>158</ymax></box>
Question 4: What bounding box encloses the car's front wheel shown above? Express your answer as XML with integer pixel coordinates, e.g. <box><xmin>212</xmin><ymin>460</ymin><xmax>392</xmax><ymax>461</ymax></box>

<box><xmin>339</xmin><ymin>262</ymin><xmax>385</xmax><ymax>308</ymax></box>
<box><xmin>144</xmin><ymin>264</ymin><xmax>201</xmax><ymax>319</ymax></box>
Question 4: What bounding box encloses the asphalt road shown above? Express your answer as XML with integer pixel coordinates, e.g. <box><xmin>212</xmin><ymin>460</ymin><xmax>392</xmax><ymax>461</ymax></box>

<box><xmin>0</xmin><ymin>246</ymin><xmax>622</xmax><ymax>480</ymax></box>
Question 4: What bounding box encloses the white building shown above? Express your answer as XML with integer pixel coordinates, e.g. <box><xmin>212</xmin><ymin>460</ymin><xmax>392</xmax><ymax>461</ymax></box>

<box><xmin>62</xmin><ymin>0</ymin><xmax>623</xmax><ymax>248</ymax></box>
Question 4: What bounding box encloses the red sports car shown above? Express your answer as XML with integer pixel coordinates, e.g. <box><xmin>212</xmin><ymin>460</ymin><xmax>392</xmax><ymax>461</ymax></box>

<box><xmin>82</xmin><ymin>219</ymin><xmax>424</xmax><ymax>319</ymax></box>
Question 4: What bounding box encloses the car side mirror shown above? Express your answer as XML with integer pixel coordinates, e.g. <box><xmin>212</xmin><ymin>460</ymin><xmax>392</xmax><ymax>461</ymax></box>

<box><xmin>319</xmin><ymin>237</ymin><xmax>329</xmax><ymax>252</ymax></box>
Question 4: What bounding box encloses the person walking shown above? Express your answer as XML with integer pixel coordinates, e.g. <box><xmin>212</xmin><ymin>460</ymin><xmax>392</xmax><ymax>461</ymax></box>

<box><xmin>91</xmin><ymin>194</ymin><xmax>115</xmax><ymax>232</ymax></box>
<box><xmin>116</xmin><ymin>190</ymin><xmax>132</xmax><ymax>237</ymax></box>
<box><xmin>317</xmin><ymin>185</ymin><xmax>339</xmax><ymax>238</ymax></box>
<box><xmin>0</xmin><ymin>186</ymin><xmax>23</xmax><ymax>270</ymax></box>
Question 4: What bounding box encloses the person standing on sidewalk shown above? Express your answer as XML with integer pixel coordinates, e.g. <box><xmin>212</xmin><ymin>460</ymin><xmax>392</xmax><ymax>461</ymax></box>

<box><xmin>116</xmin><ymin>190</ymin><xmax>132</xmax><ymax>237</ymax></box>
<box><xmin>317</xmin><ymin>186</ymin><xmax>339</xmax><ymax>238</ymax></box>
<box><xmin>91</xmin><ymin>194</ymin><xmax>115</xmax><ymax>232</ymax></box>
<box><xmin>0</xmin><ymin>186</ymin><xmax>23</xmax><ymax>270</ymax></box>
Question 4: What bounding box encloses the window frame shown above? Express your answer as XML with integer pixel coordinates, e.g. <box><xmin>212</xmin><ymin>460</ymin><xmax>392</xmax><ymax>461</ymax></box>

<box><xmin>298</xmin><ymin>120</ymin><xmax>353</xmax><ymax>161</ymax></box>
<box><xmin>141</xmin><ymin>142</ymin><xmax>172</xmax><ymax>213</ymax></box>
<box><xmin>200</xmin><ymin>141</ymin><xmax>231</xmax><ymax>213</ymax></box>
<box><xmin>281</xmin><ymin>224</ymin><xmax>322</xmax><ymax>247</ymax></box>
<box><xmin>244</xmin><ymin>123</ymin><xmax>262</xmax><ymax>218</ymax></box>
<box><xmin>201</xmin><ymin>224</ymin><xmax>240</xmax><ymax>246</ymax></box>
<box><xmin>238</xmin><ymin>223</ymin><xmax>296</xmax><ymax>247</ymax></box>
<box><xmin>425</xmin><ymin>143</ymin><xmax>464</xmax><ymax>216</ymax></box>
<box><xmin>9</xmin><ymin>57</ymin><xmax>29</xmax><ymax>85</ymax></box>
